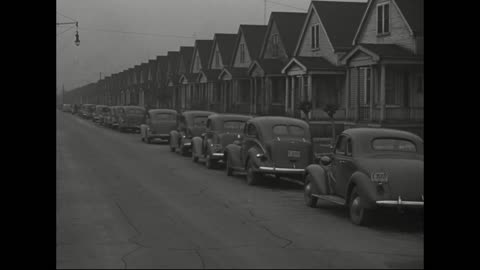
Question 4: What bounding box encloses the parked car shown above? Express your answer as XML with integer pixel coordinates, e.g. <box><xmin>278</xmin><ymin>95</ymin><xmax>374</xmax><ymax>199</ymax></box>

<box><xmin>118</xmin><ymin>106</ymin><xmax>146</xmax><ymax>132</ymax></box>
<box><xmin>93</xmin><ymin>105</ymin><xmax>108</xmax><ymax>123</ymax></box>
<box><xmin>80</xmin><ymin>104</ymin><xmax>95</xmax><ymax>119</ymax></box>
<box><xmin>140</xmin><ymin>109</ymin><xmax>178</xmax><ymax>143</ymax></box>
<box><xmin>224</xmin><ymin>116</ymin><xmax>312</xmax><ymax>185</ymax></box>
<box><xmin>191</xmin><ymin>114</ymin><xmax>252</xmax><ymax>169</ymax></box>
<box><xmin>108</xmin><ymin>106</ymin><xmax>123</xmax><ymax>129</ymax></box>
<box><xmin>99</xmin><ymin>106</ymin><xmax>111</xmax><ymax>125</ymax></box>
<box><xmin>169</xmin><ymin>111</ymin><xmax>214</xmax><ymax>155</ymax></box>
<box><xmin>303</xmin><ymin>128</ymin><xmax>424</xmax><ymax>226</ymax></box>
<box><xmin>62</xmin><ymin>104</ymin><xmax>72</xmax><ymax>113</ymax></box>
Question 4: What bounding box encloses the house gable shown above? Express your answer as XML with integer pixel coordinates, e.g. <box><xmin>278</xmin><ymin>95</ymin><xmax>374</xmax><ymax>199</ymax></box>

<box><xmin>295</xmin><ymin>5</ymin><xmax>336</xmax><ymax>64</ymax></box>
<box><xmin>355</xmin><ymin>0</ymin><xmax>416</xmax><ymax>52</ymax></box>
<box><xmin>191</xmin><ymin>49</ymin><xmax>203</xmax><ymax>73</ymax></box>
<box><xmin>208</xmin><ymin>43</ymin><xmax>224</xmax><ymax>70</ymax></box>
<box><xmin>263</xmin><ymin>21</ymin><xmax>288</xmax><ymax>60</ymax></box>
<box><xmin>248</xmin><ymin>61</ymin><xmax>265</xmax><ymax>77</ymax></box>
<box><xmin>233</xmin><ymin>31</ymin><xmax>252</xmax><ymax>68</ymax></box>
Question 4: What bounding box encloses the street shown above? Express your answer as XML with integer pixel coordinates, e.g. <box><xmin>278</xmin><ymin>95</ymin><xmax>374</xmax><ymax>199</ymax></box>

<box><xmin>56</xmin><ymin>110</ymin><xmax>423</xmax><ymax>269</ymax></box>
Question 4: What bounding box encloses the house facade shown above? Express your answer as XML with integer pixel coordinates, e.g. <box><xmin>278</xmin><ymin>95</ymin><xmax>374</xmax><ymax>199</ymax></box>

<box><xmin>218</xmin><ymin>25</ymin><xmax>267</xmax><ymax>114</ymax></box>
<box><xmin>176</xmin><ymin>46</ymin><xmax>195</xmax><ymax>111</ymax></box>
<box><xmin>165</xmin><ymin>51</ymin><xmax>180</xmax><ymax>110</ymax></box>
<box><xmin>341</xmin><ymin>0</ymin><xmax>424</xmax><ymax>138</ymax></box>
<box><xmin>248</xmin><ymin>12</ymin><xmax>307</xmax><ymax>116</ymax></box>
<box><xmin>189</xmin><ymin>40</ymin><xmax>214</xmax><ymax>111</ymax></box>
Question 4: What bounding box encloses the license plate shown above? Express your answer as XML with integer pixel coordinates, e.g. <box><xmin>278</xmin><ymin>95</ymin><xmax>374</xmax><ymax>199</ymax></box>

<box><xmin>288</xmin><ymin>150</ymin><xmax>301</xmax><ymax>158</ymax></box>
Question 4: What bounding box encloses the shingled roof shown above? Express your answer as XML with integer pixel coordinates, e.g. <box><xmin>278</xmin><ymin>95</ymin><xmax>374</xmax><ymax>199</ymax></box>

<box><xmin>166</xmin><ymin>51</ymin><xmax>180</xmax><ymax>76</ymax></box>
<box><xmin>282</xmin><ymin>56</ymin><xmax>343</xmax><ymax>74</ymax></box>
<box><xmin>311</xmin><ymin>0</ymin><xmax>367</xmax><ymax>51</ymax></box>
<box><xmin>395</xmin><ymin>0</ymin><xmax>424</xmax><ymax>36</ymax></box>
<box><xmin>178</xmin><ymin>46</ymin><xmax>194</xmax><ymax>73</ymax></box>
<box><xmin>262</xmin><ymin>12</ymin><xmax>307</xmax><ymax>58</ymax></box>
<box><xmin>209</xmin><ymin>33</ymin><xmax>237</xmax><ymax>68</ymax></box>
<box><xmin>195</xmin><ymin>40</ymin><xmax>214</xmax><ymax>70</ymax></box>
<box><xmin>234</xmin><ymin>25</ymin><xmax>268</xmax><ymax>65</ymax></box>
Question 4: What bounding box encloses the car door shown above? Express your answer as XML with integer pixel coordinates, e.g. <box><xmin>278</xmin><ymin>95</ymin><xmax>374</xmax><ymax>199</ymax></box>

<box><xmin>331</xmin><ymin>135</ymin><xmax>355</xmax><ymax>198</ymax></box>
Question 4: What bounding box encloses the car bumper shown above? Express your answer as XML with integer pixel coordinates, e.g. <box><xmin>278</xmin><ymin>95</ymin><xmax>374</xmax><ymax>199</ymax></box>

<box><xmin>257</xmin><ymin>166</ymin><xmax>305</xmax><ymax>174</ymax></box>
<box><xmin>148</xmin><ymin>134</ymin><xmax>170</xmax><ymax>140</ymax></box>
<box><xmin>376</xmin><ymin>197</ymin><xmax>424</xmax><ymax>208</ymax></box>
<box><xmin>210</xmin><ymin>152</ymin><xmax>224</xmax><ymax>160</ymax></box>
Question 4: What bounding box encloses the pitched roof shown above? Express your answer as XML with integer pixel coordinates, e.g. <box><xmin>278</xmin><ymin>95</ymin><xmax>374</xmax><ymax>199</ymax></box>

<box><xmin>195</xmin><ymin>40</ymin><xmax>214</xmax><ymax>70</ymax></box>
<box><xmin>256</xmin><ymin>58</ymin><xmax>285</xmax><ymax>74</ymax></box>
<box><xmin>213</xmin><ymin>34</ymin><xmax>238</xmax><ymax>67</ymax></box>
<box><xmin>359</xmin><ymin>43</ymin><xmax>420</xmax><ymax>59</ymax></box>
<box><xmin>199</xmin><ymin>69</ymin><xmax>221</xmax><ymax>82</ymax></box>
<box><xmin>287</xmin><ymin>56</ymin><xmax>343</xmax><ymax>72</ymax></box>
<box><xmin>219</xmin><ymin>67</ymin><xmax>249</xmax><ymax>80</ymax></box>
<box><xmin>178</xmin><ymin>46</ymin><xmax>194</xmax><ymax>73</ymax></box>
<box><xmin>395</xmin><ymin>0</ymin><xmax>424</xmax><ymax>36</ymax></box>
<box><xmin>312</xmin><ymin>0</ymin><xmax>367</xmax><ymax>51</ymax></box>
<box><xmin>240</xmin><ymin>25</ymin><xmax>268</xmax><ymax>61</ymax></box>
<box><xmin>265</xmin><ymin>12</ymin><xmax>307</xmax><ymax>57</ymax></box>
<box><xmin>179</xmin><ymin>72</ymin><xmax>198</xmax><ymax>83</ymax></box>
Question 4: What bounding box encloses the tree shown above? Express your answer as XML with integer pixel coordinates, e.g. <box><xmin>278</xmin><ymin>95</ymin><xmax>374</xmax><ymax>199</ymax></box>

<box><xmin>323</xmin><ymin>104</ymin><xmax>339</xmax><ymax>146</ymax></box>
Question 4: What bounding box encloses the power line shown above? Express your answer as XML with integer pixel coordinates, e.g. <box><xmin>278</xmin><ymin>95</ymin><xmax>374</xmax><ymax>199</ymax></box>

<box><xmin>79</xmin><ymin>26</ymin><xmax>195</xmax><ymax>39</ymax></box>
<box><xmin>266</xmin><ymin>0</ymin><xmax>307</xmax><ymax>11</ymax></box>
<box><xmin>57</xmin><ymin>25</ymin><xmax>76</xmax><ymax>37</ymax></box>
<box><xmin>57</xmin><ymin>11</ymin><xmax>77</xmax><ymax>23</ymax></box>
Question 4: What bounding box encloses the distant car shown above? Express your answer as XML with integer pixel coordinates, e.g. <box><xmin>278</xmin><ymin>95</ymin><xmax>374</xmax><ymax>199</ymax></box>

<box><xmin>224</xmin><ymin>116</ymin><xmax>313</xmax><ymax>185</ymax></box>
<box><xmin>140</xmin><ymin>109</ymin><xmax>178</xmax><ymax>144</ymax></box>
<box><xmin>169</xmin><ymin>111</ymin><xmax>215</xmax><ymax>156</ymax></box>
<box><xmin>108</xmin><ymin>106</ymin><xmax>123</xmax><ymax>128</ymax></box>
<box><xmin>191</xmin><ymin>114</ymin><xmax>252</xmax><ymax>169</ymax></box>
<box><xmin>303</xmin><ymin>128</ymin><xmax>424</xmax><ymax>226</ymax></box>
<box><xmin>80</xmin><ymin>104</ymin><xmax>96</xmax><ymax>119</ymax></box>
<box><xmin>118</xmin><ymin>106</ymin><xmax>146</xmax><ymax>132</ymax></box>
<box><xmin>62</xmin><ymin>104</ymin><xmax>72</xmax><ymax>113</ymax></box>
<box><xmin>99</xmin><ymin>106</ymin><xmax>111</xmax><ymax>125</ymax></box>
<box><xmin>93</xmin><ymin>105</ymin><xmax>108</xmax><ymax>123</ymax></box>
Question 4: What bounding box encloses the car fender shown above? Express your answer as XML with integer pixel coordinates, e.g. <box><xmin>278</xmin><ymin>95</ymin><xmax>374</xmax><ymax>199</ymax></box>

<box><xmin>140</xmin><ymin>124</ymin><xmax>148</xmax><ymax>138</ymax></box>
<box><xmin>191</xmin><ymin>136</ymin><xmax>203</xmax><ymax>157</ymax></box>
<box><xmin>347</xmin><ymin>171</ymin><xmax>377</xmax><ymax>209</ymax></box>
<box><xmin>170</xmin><ymin>130</ymin><xmax>179</xmax><ymax>148</ymax></box>
<box><xmin>304</xmin><ymin>164</ymin><xmax>329</xmax><ymax>195</ymax></box>
<box><xmin>246</xmin><ymin>147</ymin><xmax>263</xmax><ymax>169</ymax></box>
<box><xmin>225</xmin><ymin>144</ymin><xmax>241</xmax><ymax>168</ymax></box>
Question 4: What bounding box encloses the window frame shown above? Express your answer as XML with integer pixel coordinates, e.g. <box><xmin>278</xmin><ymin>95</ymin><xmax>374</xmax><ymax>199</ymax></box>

<box><xmin>239</xmin><ymin>43</ymin><xmax>245</xmax><ymax>64</ymax></box>
<box><xmin>376</xmin><ymin>2</ymin><xmax>390</xmax><ymax>36</ymax></box>
<box><xmin>311</xmin><ymin>24</ymin><xmax>320</xmax><ymax>50</ymax></box>
<box><xmin>272</xmin><ymin>34</ymin><xmax>279</xmax><ymax>57</ymax></box>
<box><xmin>334</xmin><ymin>135</ymin><xmax>348</xmax><ymax>156</ymax></box>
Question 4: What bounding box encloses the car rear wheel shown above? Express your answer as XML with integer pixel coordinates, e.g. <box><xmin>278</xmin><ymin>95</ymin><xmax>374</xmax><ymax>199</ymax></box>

<box><xmin>246</xmin><ymin>160</ymin><xmax>262</xmax><ymax>186</ymax></box>
<box><xmin>304</xmin><ymin>175</ymin><xmax>318</xmax><ymax>208</ymax></box>
<box><xmin>205</xmin><ymin>154</ymin><xmax>215</xmax><ymax>169</ymax></box>
<box><xmin>349</xmin><ymin>187</ymin><xmax>373</xmax><ymax>226</ymax></box>
<box><xmin>226</xmin><ymin>156</ymin><xmax>233</xmax><ymax>176</ymax></box>
<box><xmin>192</xmin><ymin>151</ymin><xmax>198</xmax><ymax>162</ymax></box>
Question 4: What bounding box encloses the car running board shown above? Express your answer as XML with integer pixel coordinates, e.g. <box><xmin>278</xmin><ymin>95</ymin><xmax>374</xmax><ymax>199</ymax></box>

<box><xmin>312</xmin><ymin>195</ymin><xmax>346</xmax><ymax>205</ymax></box>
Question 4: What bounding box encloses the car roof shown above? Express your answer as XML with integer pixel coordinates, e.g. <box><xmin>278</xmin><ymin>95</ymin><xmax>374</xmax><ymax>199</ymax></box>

<box><xmin>122</xmin><ymin>106</ymin><xmax>145</xmax><ymax>110</ymax></box>
<box><xmin>249</xmin><ymin>116</ymin><xmax>309</xmax><ymax>128</ymax></box>
<box><xmin>342</xmin><ymin>128</ymin><xmax>423</xmax><ymax>142</ymax></box>
<box><xmin>149</xmin><ymin>109</ymin><xmax>177</xmax><ymax>114</ymax></box>
<box><xmin>208</xmin><ymin>113</ymin><xmax>252</xmax><ymax>121</ymax></box>
<box><xmin>182</xmin><ymin>110</ymin><xmax>214</xmax><ymax>116</ymax></box>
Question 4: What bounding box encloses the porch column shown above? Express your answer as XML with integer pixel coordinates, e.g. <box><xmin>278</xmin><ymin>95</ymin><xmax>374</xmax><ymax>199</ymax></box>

<box><xmin>308</xmin><ymin>74</ymin><xmax>312</xmax><ymax>119</ymax></box>
<box><xmin>380</xmin><ymin>64</ymin><xmax>386</xmax><ymax>122</ymax></box>
<box><xmin>285</xmin><ymin>76</ymin><xmax>290</xmax><ymax>113</ymax></box>
<box><xmin>250</xmin><ymin>78</ymin><xmax>254</xmax><ymax>114</ymax></box>
<box><xmin>369</xmin><ymin>65</ymin><xmax>374</xmax><ymax>121</ymax></box>
<box><xmin>355</xmin><ymin>67</ymin><xmax>360</xmax><ymax>122</ymax></box>
<box><xmin>345</xmin><ymin>69</ymin><xmax>350</xmax><ymax>120</ymax></box>
<box><xmin>291</xmin><ymin>76</ymin><xmax>295</xmax><ymax>112</ymax></box>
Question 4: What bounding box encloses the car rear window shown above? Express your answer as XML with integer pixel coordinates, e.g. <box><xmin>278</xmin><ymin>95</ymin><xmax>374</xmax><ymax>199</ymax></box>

<box><xmin>372</xmin><ymin>138</ymin><xmax>417</xmax><ymax>152</ymax></box>
<box><xmin>152</xmin><ymin>113</ymin><xmax>175</xmax><ymax>120</ymax></box>
<box><xmin>193</xmin><ymin>116</ymin><xmax>208</xmax><ymax>127</ymax></box>
<box><xmin>272</xmin><ymin>125</ymin><xmax>306</xmax><ymax>137</ymax></box>
<box><xmin>125</xmin><ymin>108</ymin><xmax>145</xmax><ymax>115</ymax></box>
<box><xmin>223</xmin><ymin>120</ymin><xmax>246</xmax><ymax>131</ymax></box>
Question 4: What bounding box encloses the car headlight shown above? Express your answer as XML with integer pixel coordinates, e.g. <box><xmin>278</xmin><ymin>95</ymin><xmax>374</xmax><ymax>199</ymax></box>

<box><xmin>371</xmin><ymin>172</ymin><xmax>388</xmax><ymax>184</ymax></box>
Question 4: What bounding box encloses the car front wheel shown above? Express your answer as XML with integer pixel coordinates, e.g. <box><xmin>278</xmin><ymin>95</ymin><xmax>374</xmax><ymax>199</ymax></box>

<box><xmin>349</xmin><ymin>187</ymin><xmax>373</xmax><ymax>226</ymax></box>
<box><xmin>226</xmin><ymin>155</ymin><xmax>233</xmax><ymax>176</ymax></box>
<box><xmin>304</xmin><ymin>175</ymin><xmax>318</xmax><ymax>208</ymax></box>
<box><xmin>246</xmin><ymin>160</ymin><xmax>262</xmax><ymax>186</ymax></box>
<box><xmin>205</xmin><ymin>153</ymin><xmax>215</xmax><ymax>169</ymax></box>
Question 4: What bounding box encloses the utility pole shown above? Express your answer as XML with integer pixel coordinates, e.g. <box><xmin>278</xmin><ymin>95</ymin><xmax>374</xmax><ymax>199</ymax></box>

<box><xmin>264</xmin><ymin>0</ymin><xmax>267</xmax><ymax>25</ymax></box>
<box><xmin>99</xmin><ymin>72</ymin><xmax>102</xmax><ymax>80</ymax></box>
<box><xmin>62</xmin><ymin>84</ymin><xmax>65</xmax><ymax>105</ymax></box>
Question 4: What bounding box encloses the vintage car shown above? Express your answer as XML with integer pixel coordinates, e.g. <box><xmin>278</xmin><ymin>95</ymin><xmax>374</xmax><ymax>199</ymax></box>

<box><xmin>140</xmin><ymin>109</ymin><xmax>178</xmax><ymax>143</ymax></box>
<box><xmin>303</xmin><ymin>128</ymin><xmax>424</xmax><ymax>226</ymax></box>
<box><xmin>224</xmin><ymin>116</ymin><xmax>313</xmax><ymax>185</ymax></box>
<box><xmin>80</xmin><ymin>104</ymin><xmax>96</xmax><ymax>119</ymax></box>
<box><xmin>169</xmin><ymin>111</ymin><xmax>214</xmax><ymax>155</ymax></box>
<box><xmin>62</xmin><ymin>104</ymin><xmax>72</xmax><ymax>113</ymax></box>
<box><xmin>118</xmin><ymin>106</ymin><xmax>146</xmax><ymax>132</ymax></box>
<box><xmin>94</xmin><ymin>105</ymin><xmax>110</xmax><ymax>125</ymax></box>
<box><xmin>191</xmin><ymin>114</ymin><xmax>252</xmax><ymax>169</ymax></box>
<box><xmin>108</xmin><ymin>106</ymin><xmax>124</xmax><ymax>128</ymax></box>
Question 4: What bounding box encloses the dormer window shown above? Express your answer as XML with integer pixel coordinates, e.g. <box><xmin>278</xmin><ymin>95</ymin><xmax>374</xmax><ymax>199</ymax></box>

<box><xmin>311</xmin><ymin>24</ymin><xmax>320</xmax><ymax>50</ymax></box>
<box><xmin>377</xmin><ymin>2</ymin><xmax>390</xmax><ymax>35</ymax></box>
<box><xmin>239</xmin><ymin>44</ymin><xmax>245</xmax><ymax>63</ymax></box>
<box><xmin>272</xmin><ymin>34</ymin><xmax>279</xmax><ymax>57</ymax></box>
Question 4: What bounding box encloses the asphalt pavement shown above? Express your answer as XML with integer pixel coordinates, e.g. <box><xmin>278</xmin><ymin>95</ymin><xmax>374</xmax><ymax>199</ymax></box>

<box><xmin>56</xmin><ymin>111</ymin><xmax>424</xmax><ymax>269</ymax></box>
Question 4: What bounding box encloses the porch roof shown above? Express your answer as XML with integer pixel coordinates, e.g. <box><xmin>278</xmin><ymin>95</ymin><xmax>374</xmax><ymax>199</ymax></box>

<box><xmin>219</xmin><ymin>67</ymin><xmax>249</xmax><ymax>80</ymax></box>
<box><xmin>281</xmin><ymin>56</ymin><xmax>343</xmax><ymax>74</ymax></box>
<box><xmin>341</xmin><ymin>43</ymin><xmax>423</xmax><ymax>65</ymax></box>
<box><xmin>197</xmin><ymin>69</ymin><xmax>221</xmax><ymax>82</ymax></box>
<box><xmin>248</xmin><ymin>58</ymin><xmax>285</xmax><ymax>76</ymax></box>
<box><xmin>179</xmin><ymin>73</ymin><xmax>198</xmax><ymax>84</ymax></box>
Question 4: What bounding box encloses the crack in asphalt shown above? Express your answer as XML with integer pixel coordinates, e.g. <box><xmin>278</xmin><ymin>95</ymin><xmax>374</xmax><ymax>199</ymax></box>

<box><xmin>194</xmin><ymin>249</ymin><xmax>206</xmax><ymax>269</ymax></box>
<box><xmin>254</xmin><ymin>222</ymin><xmax>293</xmax><ymax>248</ymax></box>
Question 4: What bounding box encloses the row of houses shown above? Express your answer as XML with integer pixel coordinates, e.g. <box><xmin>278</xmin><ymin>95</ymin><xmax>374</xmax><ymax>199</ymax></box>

<box><xmin>64</xmin><ymin>0</ymin><xmax>424</xmax><ymax>138</ymax></box>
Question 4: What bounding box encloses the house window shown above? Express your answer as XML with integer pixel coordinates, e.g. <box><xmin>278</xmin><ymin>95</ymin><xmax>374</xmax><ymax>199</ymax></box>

<box><xmin>215</xmin><ymin>51</ymin><xmax>220</xmax><ymax>67</ymax></box>
<box><xmin>377</xmin><ymin>3</ymin><xmax>390</xmax><ymax>35</ymax></box>
<box><xmin>311</xmin><ymin>24</ymin><xmax>320</xmax><ymax>49</ymax></box>
<box><xmin>240</xmin><ymin>44</ymin><xmax>245</xmax><ymax>64</ymax></box>
<box><xmin>272</xmin><ymin>34</ymin><xmax>279</xmax><ymax>57</ymax></box>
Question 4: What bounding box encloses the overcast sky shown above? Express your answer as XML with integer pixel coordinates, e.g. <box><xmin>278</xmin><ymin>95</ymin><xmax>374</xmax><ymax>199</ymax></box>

<box><xmin>56</xmin><ymin>0</ymin><xmax>366</xmax><ymax>92</ymax></box>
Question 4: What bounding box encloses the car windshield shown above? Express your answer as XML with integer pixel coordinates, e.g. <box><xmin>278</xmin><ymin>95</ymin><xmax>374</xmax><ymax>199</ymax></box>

<box><xmin>372</xmin><ymin>138</ymin><xmax>417</xmax><ymax>153</ymax></box>
<box><xmin>272</xmin><ymin>125</ymin><xmax>306</xmax><ymax>137</ymax></box>
<box><xmin>152</xmin><ymin>113</ymin><xmax>176</xmax><ymax>121</ymax></box>
<box><xmin>192</xmin><ymin>116</ymin><xmax>208</xmax><ymax>127</ymax></box>
<box><xmin>223</xmin><ymin>120</ymin><xmax>246</xmax><ymax>131</ymax></box>
<box><xmin>125</xmin><ymin>108</ymin><xmax>145</xmax><ymax>115</ymax></box>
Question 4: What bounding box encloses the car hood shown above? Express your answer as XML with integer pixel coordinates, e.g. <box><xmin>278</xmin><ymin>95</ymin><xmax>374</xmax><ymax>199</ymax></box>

<box><xmin>355</xmin><ymin>157</ymin><xmax>424</xmax><ymax>201</ymax></box>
